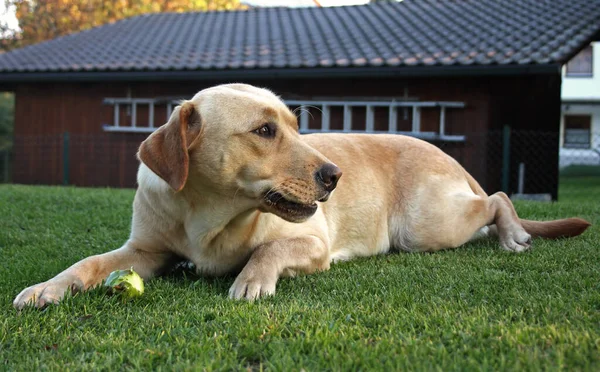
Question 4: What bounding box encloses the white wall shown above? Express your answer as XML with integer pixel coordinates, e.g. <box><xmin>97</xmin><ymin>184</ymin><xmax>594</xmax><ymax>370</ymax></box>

<box><xmin>561</xmin><ymin>42</ymin><xmax>600</xmax><ymax>100</ymax></box>
<box><xmin>559</xmin><ymin>104</ymin><xmax>600</xmax><ymax>167</ymax></box>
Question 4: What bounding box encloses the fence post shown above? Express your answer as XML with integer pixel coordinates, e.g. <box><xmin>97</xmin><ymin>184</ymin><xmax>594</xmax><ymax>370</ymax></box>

<box><xmin>63</xmin><ymin>132</ymin><xmax>70</xmax><ymax>185</ymax></box>
<box><xmin>501</xmin><ymin>125</ymin><xmax>511</xmax><ymax>193</ymax></box>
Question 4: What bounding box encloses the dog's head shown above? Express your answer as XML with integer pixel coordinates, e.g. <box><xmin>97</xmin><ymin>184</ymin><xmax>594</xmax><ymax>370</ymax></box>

<box><xmin>138</xmin><ymin>84</ymin><xmax>341</xmax><ymax>223</ymax></box>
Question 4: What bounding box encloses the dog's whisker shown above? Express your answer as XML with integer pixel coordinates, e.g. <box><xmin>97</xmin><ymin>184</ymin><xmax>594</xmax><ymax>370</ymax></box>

<box><xmin>301</xmin><ymin>105</ymin><xmax>321</xmax><ymax>117</ymax></box>
<box><xmin>262</xmin><ymin>178</ymin><xmax>299</xmax><ymax>204</ymax></box>
<box><xmin>230</xmin><ymin>186</ymin><xmax>242</xmax><ymax>209</ymax></box>
<box><xmin>293</xmin><ymin>106</ymin><xmax>316</xmax><ymax>121</ymax></box>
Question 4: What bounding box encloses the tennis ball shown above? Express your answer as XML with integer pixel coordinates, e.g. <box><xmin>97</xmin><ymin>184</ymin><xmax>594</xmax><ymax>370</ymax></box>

<box><xmin>104</xmin><ymin>267</ymin><xmax>144</xmax><ymax>298</ymax></box>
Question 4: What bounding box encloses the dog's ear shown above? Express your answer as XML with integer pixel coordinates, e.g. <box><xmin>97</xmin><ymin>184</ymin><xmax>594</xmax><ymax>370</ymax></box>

<box><xmin>138</xmin><ymin>101</ymin><xmax>202</xmax><ymax>192</ymax></box>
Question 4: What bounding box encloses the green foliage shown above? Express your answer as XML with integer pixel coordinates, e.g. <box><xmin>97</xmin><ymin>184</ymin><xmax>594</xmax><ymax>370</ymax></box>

<box><xmin>1</xmin><ymin>184</ymin><xmax>599</xmax><ymax>370</ymax></box>
<box><xmin>0</xmin><ymin>92</ymin><xmax>14</xmax><ymax>151</ymax></box>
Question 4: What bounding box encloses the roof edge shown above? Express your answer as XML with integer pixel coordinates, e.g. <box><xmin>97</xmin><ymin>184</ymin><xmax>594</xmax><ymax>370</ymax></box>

<box><xmin>556</xmin><ymin>29</ymin><xmax>600</xmax><ymax>65</ymax></box>
<box><xmin>562</xmin><ymin>99</ymin><xmax>600</xmax><ymax>105</ymax></box>
<box><xmin>0</xmin><ymin>64</ymin><xmax>562</xmax><ymax>84</ymax></box>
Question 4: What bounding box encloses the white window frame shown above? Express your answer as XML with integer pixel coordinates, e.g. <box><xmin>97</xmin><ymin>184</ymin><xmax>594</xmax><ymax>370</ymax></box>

<box><xmin>102</xmin><ymin>98</ymin><xmax>466</xmax><ymax>141</ymax></box>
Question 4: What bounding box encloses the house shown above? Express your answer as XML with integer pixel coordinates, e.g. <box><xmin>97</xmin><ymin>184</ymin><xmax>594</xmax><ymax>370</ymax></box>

<box><xmin>561</xmin><ymin>42</ymin><xmax>600</xmax><ymax>168</ymax></box>
<box><xmin>0</xmin><ymin>0</ymin><xmax>599</xmax><ymax>199</ymax></box>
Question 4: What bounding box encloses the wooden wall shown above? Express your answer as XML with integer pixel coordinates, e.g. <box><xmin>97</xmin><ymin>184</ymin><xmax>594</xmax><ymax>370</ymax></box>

<box><xmin>11</xmin><ymin>74</ymin><xmax>561</xmax><ymax>197</ymax></box>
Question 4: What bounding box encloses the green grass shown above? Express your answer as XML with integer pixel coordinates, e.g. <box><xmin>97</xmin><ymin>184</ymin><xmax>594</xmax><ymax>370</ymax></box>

<box><xmin>1</xmin><ymin>182</ymin><xmax>599</xmax><ymax>371</ymax></box>
<box><xmin>560</xmin><ymin>165</ymin><xmax>600</xmax><ymax>178</ymax></box>
<box><xmin>559</xmin><ymin>176</ymin><xmax>600</xmax><ymax>202</ymax></box>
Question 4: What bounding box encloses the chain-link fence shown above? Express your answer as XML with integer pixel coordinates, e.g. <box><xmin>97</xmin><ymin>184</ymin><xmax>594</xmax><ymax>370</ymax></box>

<box><xmin>1</xmin><ymin>131</ymin><xmax>598</xmax><ymax>201</ymax></box>
<box><xmin>2</xmin><ymin>133</ymin><xmax>146</xmax><ymax>188</ymax></box>
<box><xmin>555</xmin><ymin>131</ymin><xmax>600</xmax><ymax>202</ymax></box>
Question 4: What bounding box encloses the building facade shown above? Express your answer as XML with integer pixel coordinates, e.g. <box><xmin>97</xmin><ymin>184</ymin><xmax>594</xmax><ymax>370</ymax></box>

<box><xmin>561</xmin><ymin>42</ymin><xmax>600</xmax><ymax>168</ymax></box>
<box><xmin>0</xmin><ymin>0</ymin><xmax>599</xmax><ymax>199</ymax></box>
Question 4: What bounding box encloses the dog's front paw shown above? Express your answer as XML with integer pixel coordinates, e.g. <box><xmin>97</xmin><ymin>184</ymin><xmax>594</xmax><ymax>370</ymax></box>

<box><xmin>228</xmin><ymin>266</ymin><xmax>277</xmax><ymax>301</ymax></box>
<box><xmin>13</xmin><ymin>277</ymin><xmax>81</xmax><ymax>310</ymax></box>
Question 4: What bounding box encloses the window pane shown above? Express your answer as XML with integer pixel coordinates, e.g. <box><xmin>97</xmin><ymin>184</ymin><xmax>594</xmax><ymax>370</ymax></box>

<box><xmin>564</xmin><ymin>129</ymin><xmax>590</xmax><ymax>148</ymax></box>
<box><xmin>563</xmin><ymin>115</ymin><xmax>591</xmax><ymax>148</ymax></box>
<box><xmin>566</xmin><ymin>45</ymin><xmax>593</xmax><ymax>75</ymax></box>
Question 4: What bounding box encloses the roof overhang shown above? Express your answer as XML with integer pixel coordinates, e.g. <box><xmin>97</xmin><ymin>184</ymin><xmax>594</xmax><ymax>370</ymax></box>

<box><xmin>557</xmin><ymin>30</ymin><xmax>600</xmax><ymax>66</ymax></box>
<box><xmin>0</xmin><ymin>63</ymin><xmax>562</xmax><ymax>84</ymax></box>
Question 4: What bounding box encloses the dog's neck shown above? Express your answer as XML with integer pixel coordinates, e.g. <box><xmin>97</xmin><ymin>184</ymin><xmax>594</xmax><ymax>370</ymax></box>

<box><xmin>179</xmin><ymin>181</ymin><xmax>261</xmax><ymax>244</ymax></box>
<box><xmin>138</xmin><ymin>163</ymin><xmax>263</xmax><ymax>251</ymax></box>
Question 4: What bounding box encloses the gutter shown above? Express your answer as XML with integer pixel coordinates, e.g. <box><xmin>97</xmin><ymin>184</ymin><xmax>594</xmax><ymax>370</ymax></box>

<box><xmin>0</xmin><ymin>63</ymin><xmax>562</xmax><ymax>83</ymax></box>
<box><xmin>561</xmin><ymin>99</ymin><xmax>600</xmax><ymax>105</ymax></box>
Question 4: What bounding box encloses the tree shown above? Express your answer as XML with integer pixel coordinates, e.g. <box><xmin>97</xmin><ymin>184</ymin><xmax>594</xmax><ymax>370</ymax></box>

<box><xmin>1</xmin><ymin>0</ymin><xmax>245</xmax><ymax>51</ymax></box>
<box><xmin>0</xmin><ymin>1</ymin><xmax>244</xmax><ymax>164</ymax></box>
<box><xmin>0</xmin><ymin>92</ymin><xmax>11</xmax><ymax>181</ymax></box>
<box><xmin>0</xmin><ymin>92</ymin><xmax>13</xmax><ymax>149</ymax></box>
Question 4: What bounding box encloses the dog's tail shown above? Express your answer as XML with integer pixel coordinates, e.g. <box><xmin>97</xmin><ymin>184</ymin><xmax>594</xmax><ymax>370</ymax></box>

<box><xmin>520</xmin><ymin>218</ymin><xmax>591</xmax><ymax>239</ymax></box>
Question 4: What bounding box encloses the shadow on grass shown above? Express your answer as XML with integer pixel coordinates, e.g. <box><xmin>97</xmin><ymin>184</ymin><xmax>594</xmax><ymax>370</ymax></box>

<box><xmin>160</xmin><ymin>260</ymin><xmax>236</xmax><ymax>295</ymax></box>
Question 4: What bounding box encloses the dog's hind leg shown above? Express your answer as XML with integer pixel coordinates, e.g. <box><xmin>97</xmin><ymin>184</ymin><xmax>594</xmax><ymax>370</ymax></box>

<box><xmin>412</xmin><ymin>190</ymin><xmax>532</xmax><ymax>253</ymax></box>
<box><xmin>485</xmin><ymin>192</ymin><xmax>533</xmax><ymax>251</ymax></box>
<box><xmin>467</xmin><ymin>225</ymin><xmax>496</xmax><ymax>242</ymax></box>
<box><xmin>459</xmin><ymin>191</ymin><xmax>532</xmax><ymax>252</ymax></box>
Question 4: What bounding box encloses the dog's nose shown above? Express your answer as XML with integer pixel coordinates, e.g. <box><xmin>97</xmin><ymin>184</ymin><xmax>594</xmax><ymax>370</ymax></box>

<box><xmin>316</xmin><ymin>163</ymin><xmax>342</xmax><ymax>192</ymax></box>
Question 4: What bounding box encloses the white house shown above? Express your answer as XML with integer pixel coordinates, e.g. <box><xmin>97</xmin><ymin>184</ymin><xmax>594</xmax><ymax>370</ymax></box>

<box><xmin>561</xmin><ymin>42</ymin><xmax>600</xmax><ymax>168</ymax></box>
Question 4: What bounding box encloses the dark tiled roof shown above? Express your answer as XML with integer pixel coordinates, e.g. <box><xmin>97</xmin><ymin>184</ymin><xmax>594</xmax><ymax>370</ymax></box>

<box><xmin>0</xmin><ymin>0</ymin><xmax>599</xmax><ymax>75</ymax></box>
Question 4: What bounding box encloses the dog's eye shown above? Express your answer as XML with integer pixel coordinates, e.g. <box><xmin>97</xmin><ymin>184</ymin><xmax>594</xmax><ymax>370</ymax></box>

<box><xmin>253</xmin><ymin>123</ymin><xmax>276</xmax><ymax>138</ymax></box>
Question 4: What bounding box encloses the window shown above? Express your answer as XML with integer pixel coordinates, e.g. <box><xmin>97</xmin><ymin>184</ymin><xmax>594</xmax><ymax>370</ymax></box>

<box><xmin>563</xmin><ymin>115</ymin><xmax>591</xmax><ymax>149</ymax></box>
<box><xmin>103</xmin><ymin>97</ymin><xmax>467</xmax><ymax>141</ymax></box>
<box><xmin>566</xmin><ymin>45</ymin><xmax>593</xmax><ymax>77</ymax></box>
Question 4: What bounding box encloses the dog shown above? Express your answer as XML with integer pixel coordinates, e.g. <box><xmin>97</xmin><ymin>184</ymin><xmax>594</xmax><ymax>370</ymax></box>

<box><xmin>14</xmin><ymin>83</ymin><xmax>591</xmax><ymax>308</ymax></box>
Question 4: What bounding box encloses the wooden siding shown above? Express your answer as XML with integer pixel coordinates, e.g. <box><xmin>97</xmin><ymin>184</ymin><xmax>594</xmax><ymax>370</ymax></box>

<box><xmin>11</xmin><ymin>75</ymin><xmax>561</xmax><ymax>197</ymax></box>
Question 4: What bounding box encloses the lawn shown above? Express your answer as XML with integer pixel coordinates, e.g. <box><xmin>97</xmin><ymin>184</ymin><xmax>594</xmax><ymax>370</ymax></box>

<box><xmin>1</xmin><ymin>182</ymin><xmax>599</xmax><ymax>371</ymax></box>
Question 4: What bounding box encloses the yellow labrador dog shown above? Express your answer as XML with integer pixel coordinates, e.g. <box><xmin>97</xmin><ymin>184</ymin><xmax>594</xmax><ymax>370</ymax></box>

<box><xmin>14</xmin><ymin>84</ymin><xmax>590</xmax><ymax>308</ymax></box>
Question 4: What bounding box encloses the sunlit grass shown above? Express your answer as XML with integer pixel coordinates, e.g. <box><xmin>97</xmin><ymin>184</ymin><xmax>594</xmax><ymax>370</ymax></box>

<box><xmin>1</xmin><ymin>184</ymin><xmax>598</xmax><ymax>370</ymax></box>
